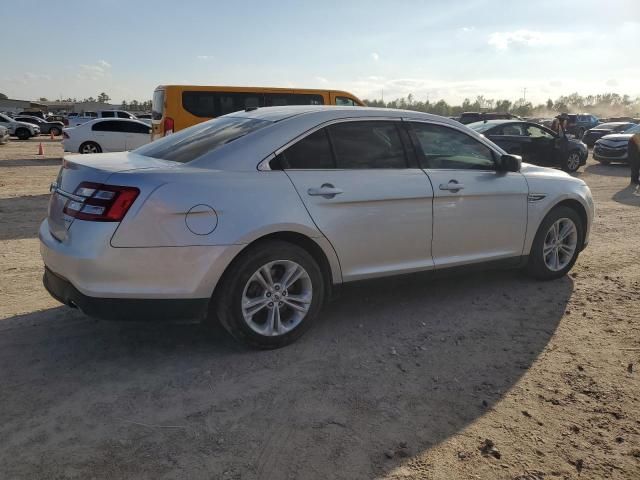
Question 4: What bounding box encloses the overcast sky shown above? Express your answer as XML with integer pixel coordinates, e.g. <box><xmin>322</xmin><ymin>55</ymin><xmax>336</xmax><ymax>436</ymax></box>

<box><xmin>2</xmin><ymin>0</ymin><xmax>638</xmax><ymax>104</ymax></box>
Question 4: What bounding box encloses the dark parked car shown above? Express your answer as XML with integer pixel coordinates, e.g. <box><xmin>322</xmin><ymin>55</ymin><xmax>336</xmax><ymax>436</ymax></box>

<box><xmin>593</xmin><ymin>123</ymin><xmax>640</xmax><ymax>164</ymax></box>
<box><xmin>458</xmin><ymin>112</ymin><xmax>520</xmax><ymax>125</ymax></box>
<box><xmin>468</xmin><ymin>120</ymin><xmax>588</xmax><ymax>172</ymax></box>
<box><xmin>46</xmin><ymin>114</ymin><xmax>69</xmax><ymax>126</ymax></box>
<box><xmin>565</xmin><ymin>114</ymin><xmax>600</xmax><ymax>139</ymax></box>
<box><xmin>582</xmin><ymin>122</ymin><xmax>635</xmax><ymax>147</ymax></box>
<box><xmin>14</xmin><ymin>116</ymin><xmax>65</xmax><ymax>136</ymax></box>
<box><xmin>18</xmin><ymin>110</ymin><xmax>47</xmax><ymax>119</ymax></box>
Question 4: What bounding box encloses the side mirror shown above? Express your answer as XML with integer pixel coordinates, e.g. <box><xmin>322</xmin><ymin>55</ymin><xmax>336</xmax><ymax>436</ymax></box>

<box><xmin>500</xmin><ymin>154</ymin><xmax>521</xmax><ymax>172</ymax></box>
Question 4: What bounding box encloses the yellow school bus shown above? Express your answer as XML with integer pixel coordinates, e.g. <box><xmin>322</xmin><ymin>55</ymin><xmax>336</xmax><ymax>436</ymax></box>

<box><xmin>151</xmin><ymin>85</ymin><xmax>364</xmax><ymax>140</ymax></box>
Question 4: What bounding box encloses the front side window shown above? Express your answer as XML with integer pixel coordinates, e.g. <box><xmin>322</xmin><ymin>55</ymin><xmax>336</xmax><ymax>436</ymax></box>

<box><xmin>495</xmin><ymin>123</ymin><xmax>525</xmax><ymax>136</ymax></box>
<box><xmin>101</xmin><ymin>111</ymin><xmax>115</xmax><ymax>118</ymax></box>
<box><xmin>526</xmin><ymin>125</ymin><xmax>554</xmax><ymax>138</ymax></box>
<box><xmin>411</xmin><ymin>122</ymin><xmax>495</xmax><ymax>170</ymax></box>
<box><xmin>329</xmin><ymin>121</ymin><xmax>406</xmax><ymax>169</ymax></box>
<box><xmin>335</xmin><ymin>96</ymin><xmax>356</xmax><ymax>106</ymax></box>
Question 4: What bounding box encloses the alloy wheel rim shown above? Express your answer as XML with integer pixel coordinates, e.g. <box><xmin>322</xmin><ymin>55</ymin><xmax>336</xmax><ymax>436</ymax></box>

<box><xmin>543</xmin><ymin>218</ymin><xmax>578</xmax><ymax>271</ymax></box>
<box><xmin>567</xmin><ymin>153</ymin><xmax>580</xmax><ymax>170</ymax></box>
<box><xmin>241</xmin><ymin>260</ymin><xmax>312</xmax><ymax>336</ymax></box>
<box><xmin>82</xmin><ymin>144</ymin><xmax>97</xmax><ymax>153</ymax></box>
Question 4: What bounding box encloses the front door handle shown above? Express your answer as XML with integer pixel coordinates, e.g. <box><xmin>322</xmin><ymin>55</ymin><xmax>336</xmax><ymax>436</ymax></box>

<box><xmin>307</xmin><ymin>183</ymin><xmax>343</xmax><ymax>198</ymax></box>
<box><xmin>439</xmin><ymin>180</ymin><xmax>464</xmax><ymax>192</ymax></box>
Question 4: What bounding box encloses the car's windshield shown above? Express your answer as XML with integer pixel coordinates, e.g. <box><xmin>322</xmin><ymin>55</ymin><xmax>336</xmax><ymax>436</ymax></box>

<box><xmin>624</xmin><ymin>124</ymin><xmax>640</xmax><ymax>134</ymax></box>
<box><xmin>135</xmin><ymin>116</ymin><xmax>271</xmax><ymax>163</ymax></box>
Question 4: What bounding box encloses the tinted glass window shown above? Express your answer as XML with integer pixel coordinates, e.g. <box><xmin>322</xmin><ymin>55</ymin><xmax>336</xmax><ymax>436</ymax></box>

<box><xmin>182</xmin><ymin>91</ymin><xmax>265</xmax><ymax>118</ymax></box>
<box><xmin>264</xmin><ymin>93</ymin><xmax>324</xmax><ymax>107</ymax></box>
<box><xmin>328</xmin><ymin>121</ymin><xmax>407</xmax><ymax>169</ymax></box>
<box><xmin>117</xmin><ymin>111</ymin><xmax>132</xmax><ymax>118</ymax></box>
<box><xmin>495</xmin><ymin>123</ymin><xmax>525</xmax><ymax>136</ymax></box>
<box><xmin>335</xmin><ymin>96</ymin><xmax>356</xmax><ymax>106</ymax></box>
<box><xmin>101</xmin><ymin>111</ymin><xmax>115</xmax><ymax>118</ymax></box>
<box><xmin>279</xmin><ymin>129</ymin><xmax>334</xmax><ymax>169</ymax></box>
<box><xmin>152</xmin><ymin>89</ymin><xmax>165</xmax><ymax>120</ymax></box>
<box><xmin>411</xmin><ymin>123</ymin><xmax>495</xmax><ymax>170</ymax></box>
<box><xmin>526</xmin><ymin>125</ymin><xmax>554</xmax><ymax>138</ymax></box>
<box><xmin>124</xmin><ymin>122</ymin><xmax>151</xmax><ymax>134</ymax></box>
<box><xmin>92</xmin><ymin>120</ymin><xmax>129</xmax><ymax>132</ymax></box>
<box><xmin>135</xmin><ymin>116</ymin><xmax>270</xmax><ymax>163</ymax></box>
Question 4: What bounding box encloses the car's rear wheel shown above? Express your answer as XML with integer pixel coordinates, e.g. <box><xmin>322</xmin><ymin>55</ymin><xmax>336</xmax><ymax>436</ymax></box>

<box><xmin>562</xmin><ymin>151</ymin><xmax>582</xmax><ymax>172</ymax></box>
<box><xmin>213</xmin><ymin>240</ymin><xmax>325</xmax><ymax>349</ymax></box>
<box><xmin>526</xmin><ymin>206</ymin><xmax>583</xmax><ymax>280</ymax></box>
<box><xmin>15</xmin><ymin>128</ymin><xmax>30</xmax><ymax>140</ymax></box>
<box><xmin>79</xmin><ymin>141</ymin><xmax>101</xmax><ymax>154</ymax></box>
<box><xmin>50</xmin><ymin>127</ymin><xmax>61</xmax><ymax>136</ymax></box>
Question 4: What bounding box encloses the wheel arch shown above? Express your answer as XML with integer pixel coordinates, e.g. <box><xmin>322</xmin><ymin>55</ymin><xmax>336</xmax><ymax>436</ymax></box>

<box><xmin>210</xmin><ymin>230</ymin><xmax>341</xmax><ymax>303</ymax></box>
<box><xmin>548</xmin><ymin>198</ymin><xmax>589</xmax><ymax>250</ymax></box>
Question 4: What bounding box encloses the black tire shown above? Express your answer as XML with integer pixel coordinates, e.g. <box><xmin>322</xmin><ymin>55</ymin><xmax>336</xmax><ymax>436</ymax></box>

<box><xmin>50</xmin><ymin>127</ymin><xmax>61</xmax><ymax>137</ymax></box>
<box><xmin>561</xmin><ymin>151</ymin><xmax>582</xmax><ymax>172</ymax></box>
<box><xmin>577</xmin><ymin>128</ymin><xmax>585</xmax><ymax>139</ymax></box>
<box><xmin>213</xmin><ymin>240</ymin><xmax>325</xmax><ymax>349</ymax></box>
<box><xmin>15</xmin><ymin>128</ymin><xmax>30</xmax><ymax>140</ymax></box>
<box><xmin>526</xmin><ymin>206</ymin><xmax>584</xmax><ymax>280</ymax></box>
<box><xmin>597</xmin><ymin>159</ymin><xmax>610</xmax><ymax>165</ymax></box>
<box><xmin>79</xmin><ymin>141</ymin><xmax>101</xmax><ymax>154</ymax></box>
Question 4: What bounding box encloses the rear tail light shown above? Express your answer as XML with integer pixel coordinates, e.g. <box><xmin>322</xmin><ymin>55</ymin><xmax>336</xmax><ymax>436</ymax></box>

<box><xmin>63</xmin><ymin>132</ymin><xmax>69</xmax><ymax>139</ymax></box>
<box><xmin>164</xmin><ymin>116</ymin><xmax>174</xmax><ymax>135</ymax></box>
<box><xmin>63</xmin><ymin>182</ymin><xmax>139</xmax><ymax>222</ymax></box>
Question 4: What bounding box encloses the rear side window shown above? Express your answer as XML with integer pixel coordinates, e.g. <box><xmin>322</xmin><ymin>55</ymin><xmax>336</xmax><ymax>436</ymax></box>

<box><xmin>411</xmin><ymin>122</ymin><xmax>495</xmax><ymax>170</ymax></box>
<box><xmin>277</xmin><ymin>129</ymin><xmax>334</xmax><ymax>169</ymax></box>
<box><xmin>92</xmin><ymin>120</ymin><xmax>129</xmax><ymax>132</ymax></box>
<box><xmin>101</xmin><ymin>111</ymin><xmax>115</xmax><ymax>118</ymax></box>
<box><xmin>182</xmin><ymin>91</ymin><xmax>265</xmax><ymax>118</ymax></box>
<box><xmin>264</xmin><ymin>93</ymin><xmax>324</xmax><ymax>107</ymax></box>
<box><xmin>329</xmin><ymin>121</ymin><xmax>407</xmax><ymax>169</ymax></box>
<box><xmin>152</xmin><ymin>89</ymin><xmax>165</xmax><ymax>120</ymax></box>
<box><xmin>124</xmin><ymin>122</ymin><xmax>151</xmax><ymax>134</ymax></box>
<box><xmin>134</xmin><ymin>116</ymin><xmax>270</xmax><ymax>163</ymax></box>
<box><xmin>117</xmin><ymin>111</ymin><xmax>132</xmax><ymax>118</ymax></box>
<box><xmin>335</xmin><ymin>96</ymin><xmax>356</xmax><ymax>106</ymax></box>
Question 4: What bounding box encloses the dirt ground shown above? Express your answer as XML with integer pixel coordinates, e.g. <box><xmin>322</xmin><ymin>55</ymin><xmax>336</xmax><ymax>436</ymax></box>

<box><xmin>0</xmin><ymin>137</ymin><xmax>639</xmax><ymax>480</ymax></box>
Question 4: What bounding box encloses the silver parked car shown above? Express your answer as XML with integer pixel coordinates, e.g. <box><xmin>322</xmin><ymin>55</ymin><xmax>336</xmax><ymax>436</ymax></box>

<box><xmin>40</xmin><ymin>106</ymin><xmax>594</xmax><ymax>348</ymax></box>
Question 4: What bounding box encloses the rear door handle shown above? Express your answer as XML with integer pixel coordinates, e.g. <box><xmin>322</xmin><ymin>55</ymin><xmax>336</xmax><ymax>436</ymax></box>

<box><xmin>439</xmin><ymin>180</ymin><xmax>464</xmax><ymax>192</ymax></box>
<box><xmin>307</xmin><ymin>183</ymin><xmax>343</xmax><ymax>198</ymax></box>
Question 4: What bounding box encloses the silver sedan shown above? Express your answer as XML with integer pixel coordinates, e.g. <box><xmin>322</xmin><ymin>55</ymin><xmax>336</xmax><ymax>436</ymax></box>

<box><xmin>40</xmin><ymin>106</ymin><xmax>594</xmax><ymax>348</ymax></box>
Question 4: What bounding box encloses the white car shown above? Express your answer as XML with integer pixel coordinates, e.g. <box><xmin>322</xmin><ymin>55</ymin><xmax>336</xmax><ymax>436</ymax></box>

<box><xmin>62</xmin><ymin>118</ymin><xmax>152</xmax><ymax>154</ymax></box>
<box><xmin>0</xmin><ymin>113</ymin><xmax>40</xmax><ymax>140</ymax></box>
<box><xmin>41</xmin><ymin>106</ymin><xmax>594</xmax><ymax>349</ymax></box>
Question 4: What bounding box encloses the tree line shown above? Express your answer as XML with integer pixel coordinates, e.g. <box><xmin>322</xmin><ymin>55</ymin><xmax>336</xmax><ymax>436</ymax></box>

<box><xmin>363</xmin><ymin>92</ymin><xmax>640</xmax><ymax>118</ymax></box>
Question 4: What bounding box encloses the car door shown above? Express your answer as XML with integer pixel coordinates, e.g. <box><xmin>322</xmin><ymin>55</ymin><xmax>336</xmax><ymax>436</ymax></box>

<box><xmin>524</xmin><ymin>123</ymin><xmax>556</xmax><ymax>165</ymax></box>
<box><xmin>409</xmin><ymin>121</ymin><xmax>528</xmax><ymax>268</ymax></box>
<box><xmin>123</xmin><ymin>121</ymin><xmax>152</xmax><ymax>150</ymax></box>
<box><xmin>91</xmin><ymin>120</ymin><xmax>128</xmax><ymax>151</ymax></box>
<box><xmin>281</xmin><ymin>119</ymin><xmax>435</xmax><ymax>281</ymax></box>
<box><xmin>485</xmin><ymin>123</ymin><xmax>532</xmax><ymax>160</ymax></box>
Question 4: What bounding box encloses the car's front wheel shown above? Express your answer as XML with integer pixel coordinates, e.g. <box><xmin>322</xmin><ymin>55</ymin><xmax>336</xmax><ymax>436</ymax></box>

<box><xmin>562</xmin><ymin>151</ymin><xmax>582</xmax><ymax>172</ymax></box>
<box><xmin>527</xmin><ymin>206</ymin><xmax>583</xmax><ymax>280</ymax></box>
<box><xmin>214</xmin><ymin>240</ymin><xmax>325</xmax><ymax>349</ymax></box>
<box><xmin>15</xmin><ymin>128</ymin><xmax>30</xmax><ymax>140</ymax></box>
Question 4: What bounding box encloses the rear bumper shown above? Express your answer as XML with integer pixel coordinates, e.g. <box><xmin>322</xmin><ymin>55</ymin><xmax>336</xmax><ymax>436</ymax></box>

<box><xmin>43</xmin><ymin>267</ymin><xmax>209</xmax><ymax>321</ymax></box>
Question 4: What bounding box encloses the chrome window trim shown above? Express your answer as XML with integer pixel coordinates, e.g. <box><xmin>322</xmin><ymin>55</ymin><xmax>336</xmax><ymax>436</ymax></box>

<box><xmin>257</xmin><ymin>116</ymin><xmax>403</xmax><ymax>171</ymax></box>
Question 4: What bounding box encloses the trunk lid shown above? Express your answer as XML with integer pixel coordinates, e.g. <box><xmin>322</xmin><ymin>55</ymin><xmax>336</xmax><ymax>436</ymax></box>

<box><xmin>48</xmin><ymin>152</ymin><xmax>177</xmax><ymax>241</ymax></box>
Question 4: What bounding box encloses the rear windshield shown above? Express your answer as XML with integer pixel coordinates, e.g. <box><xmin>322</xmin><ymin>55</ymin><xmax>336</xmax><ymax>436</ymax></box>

<box><xmin>134</xmin><ymin>116</ymin><xmax>270</xmax><ymax>163</ymax></box>
<box><xmin>152</xmin><ymin>89</ymin><xmax>165</xmax><ymax>121</ymax></box>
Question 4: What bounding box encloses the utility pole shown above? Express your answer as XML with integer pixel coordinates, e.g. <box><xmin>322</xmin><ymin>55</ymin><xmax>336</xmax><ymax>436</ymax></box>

<box><xmin>381</xmin><ymin>88</ymin><xmax>384</xmax><ymax>104</ymax></box>
<box><xmin>523</xmin><ymin>87</ymin><xmax>527</xmax><ymax>102</ymax></box>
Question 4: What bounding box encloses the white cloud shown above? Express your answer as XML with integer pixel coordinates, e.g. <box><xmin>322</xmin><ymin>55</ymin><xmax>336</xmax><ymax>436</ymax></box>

<box><xmin>460</xmin><ymin>26</ymin><xmax>475</xmax><ymax>33</ymax></box>
<box><xmin>487</xmin><ymin>29</ymin><xmax>574</xmax><ymax>50</ymax></box>
<box><xmin>77</xmin><ymin>60</ymin><xmax>112</xmax><ymax>81</ymax></box>
<box><xmin>315</xmin><ymin>76</ymin><xmax>329</xmax><ymax>84</ymax></box>
<box><xmin>370</xmin><ymin>52</ymin><xmax>379</xmax><ymax>62</ymax></box>
<box><xmin>196</xmin><ymin>55</ymin><xmax>214</xmax><ymax>60</ymax></box>
<box><xmin>606</xmin><ymin>79</ymin><xmax>619</xmax><ymax>87</ymax></box>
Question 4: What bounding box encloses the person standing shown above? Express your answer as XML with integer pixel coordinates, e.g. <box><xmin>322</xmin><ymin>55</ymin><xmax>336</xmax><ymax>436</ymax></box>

<box><xmin>629</xmin><ymin>131</ymin><xmax>640</xmax><ymax>185</ymax></box>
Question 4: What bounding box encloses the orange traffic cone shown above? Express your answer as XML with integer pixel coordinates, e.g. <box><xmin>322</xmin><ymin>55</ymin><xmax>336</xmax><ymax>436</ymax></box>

<box><xmin>37</xmin><ymin>143</ymin><xmax>44</xmax><ymax>156</ymax></box>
